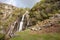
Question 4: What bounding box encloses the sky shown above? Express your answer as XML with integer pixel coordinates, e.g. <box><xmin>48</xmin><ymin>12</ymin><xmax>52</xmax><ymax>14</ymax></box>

<box><xmin>0</xmin><ymin>0</ymin><xmax>40</xmax><ymax>8</ymax></box>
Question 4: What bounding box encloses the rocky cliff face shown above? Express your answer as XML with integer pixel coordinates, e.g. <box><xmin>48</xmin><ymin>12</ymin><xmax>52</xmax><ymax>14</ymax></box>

<box><xmin>0</xmin><ymin>3</ymin><xmax>21</xmax><ymax>33</ymax></box>
<box><xmin>0</xmin><ymin>3</ymin><xmax>28</xmax><ymax>40</ymax></box>
<box><xmin>0</xmin><ymin>3</ymin><xmax>30</xmax><ymax>34</ymax></box>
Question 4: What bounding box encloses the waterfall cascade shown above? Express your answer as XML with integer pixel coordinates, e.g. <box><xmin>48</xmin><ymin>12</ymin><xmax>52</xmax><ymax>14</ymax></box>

<box><xmin>4</xmin><ymin>11</ymin><xmax>29</xmax><ymax>40</ymax></box>
<box><xmin>18</xmin><ymin>11</ymin><xmax>29</xmax><ymax>32</ymax></box>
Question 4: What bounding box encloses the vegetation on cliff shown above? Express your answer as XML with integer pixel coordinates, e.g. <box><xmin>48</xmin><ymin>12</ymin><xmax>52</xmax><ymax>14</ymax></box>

<box><xmin>0</xmin><ymin>0</ymin><xmax>60</xmax><ymax>40</ymax></box>
<box><xmin>29</xmin><ymin>0</ymin><xmax>60</xmax><ymax>23</ymax></box>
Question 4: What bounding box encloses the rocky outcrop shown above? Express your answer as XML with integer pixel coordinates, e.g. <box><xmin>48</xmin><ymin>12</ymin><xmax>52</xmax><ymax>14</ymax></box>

<box><xmin>0</xmin><ymin>3</ymin><xmax>20</xmax><ymax>33</ymax></box>
<box><xmin>0</xmin><ymin>3</ymin><xmax>18</xmax><ymax>20</ymax></box>
<box><xmin>30</xmin><ymin>14</ymin><xmax>60</xmax><ymax>31</ymax></box>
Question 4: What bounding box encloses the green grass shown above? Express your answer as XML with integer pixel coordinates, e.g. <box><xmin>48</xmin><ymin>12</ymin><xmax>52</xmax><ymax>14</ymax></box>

<box><xmin>10</xmin><ymin>29</ymin><xmax>60</xmax><ymax>40</ymax></box>
<box><xmin>0</xmin><ymin>33</ymin><xmax>5</xmax><ymax>40</ymax></box>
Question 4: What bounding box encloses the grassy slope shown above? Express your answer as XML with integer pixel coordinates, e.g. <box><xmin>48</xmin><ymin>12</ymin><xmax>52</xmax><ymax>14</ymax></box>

<box><xmin>10</xmin><ymin>29</ymin><xmax>60</xmax><ymax>40</ymax></box>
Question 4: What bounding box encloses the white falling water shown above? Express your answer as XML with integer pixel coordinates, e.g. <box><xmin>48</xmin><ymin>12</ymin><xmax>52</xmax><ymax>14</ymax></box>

<box><xmin>18</xmin><ymin>11</ymin><xmax>29</xmax><ymax>31</ymax></box>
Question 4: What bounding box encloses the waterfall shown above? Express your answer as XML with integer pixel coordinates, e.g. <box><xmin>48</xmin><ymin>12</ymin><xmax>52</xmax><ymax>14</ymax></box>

<box><xmin>18</xmin><ymin>11</ymin><xmax>29</xmax><ymax>31</ymax></box>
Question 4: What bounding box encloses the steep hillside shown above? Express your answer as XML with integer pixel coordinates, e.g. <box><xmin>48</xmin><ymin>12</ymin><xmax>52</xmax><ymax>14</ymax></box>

<box><xmin>0</xmin><ymin>3</ymin><xmax>27</xmax><ymax>32</ymax></box>
<box><xmin>30</xmin><ymin>0</ymin><xmax>60</xmax><ymax>22</ymax></box>
<box><xmin>28</xmin><ymin>0</ymin><xmax>60</xmax><ymax>32</ymax></box>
